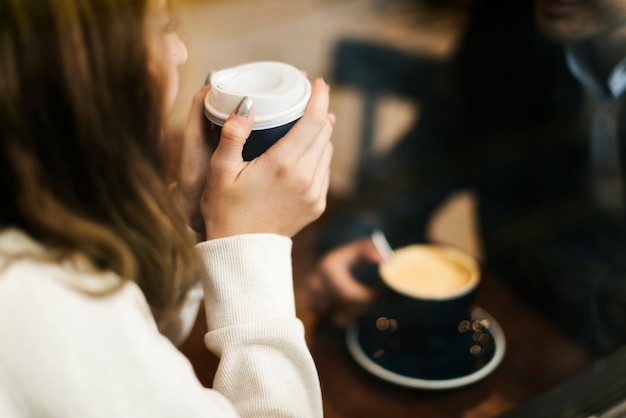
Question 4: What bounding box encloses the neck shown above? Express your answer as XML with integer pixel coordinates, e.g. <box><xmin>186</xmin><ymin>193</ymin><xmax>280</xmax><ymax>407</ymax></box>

<box><xmin>588</xmin><ymin>23</ymin><xmax>626</xmax><ymax>80</ymax></box>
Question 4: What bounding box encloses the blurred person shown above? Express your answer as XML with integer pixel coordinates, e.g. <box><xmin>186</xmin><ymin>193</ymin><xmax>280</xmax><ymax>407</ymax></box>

<box><xmin>308</xmin><ymin>0</ymin><xmax>626</xmax><ymax>355</ymax></box>
<box><xmin>0</xmin><ymin>0</ymin><xmax>334</xmax><ymax>416</ymax></box>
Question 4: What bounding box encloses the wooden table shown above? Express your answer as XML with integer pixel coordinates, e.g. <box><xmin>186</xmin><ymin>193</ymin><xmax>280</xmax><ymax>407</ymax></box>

<box><xmin>305</xmin><ymin>273</ymin><xmax>592</xmax><ymax>417</ymax></box>
<box><xmin>180</xmin><ymin>220</ymin><xmax>594</xmax><ymax>417</ymax></box>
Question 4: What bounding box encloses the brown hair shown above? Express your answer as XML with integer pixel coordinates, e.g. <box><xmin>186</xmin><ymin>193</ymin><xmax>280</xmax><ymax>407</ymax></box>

<box><xmin>0</xmin><ymin>0</ymin><xmax>199</xmax><ymax>325</ymax></box>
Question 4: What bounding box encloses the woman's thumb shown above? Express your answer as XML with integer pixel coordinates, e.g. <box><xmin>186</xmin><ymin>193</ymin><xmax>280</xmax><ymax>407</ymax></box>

<box><xmin>214</xmin><ymin>97</ymin><xmax>255</xmax><ymax>164</ymax></box>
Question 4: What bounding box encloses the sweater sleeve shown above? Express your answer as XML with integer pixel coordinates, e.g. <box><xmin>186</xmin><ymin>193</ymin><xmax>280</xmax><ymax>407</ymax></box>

<box><xmin>196</xmin><ymin>234</ymin><xmax>323</xmax><ymax>418</ymax></box>
<box><xmin>0</xmin><ymin>230</ymin><xmax>322</xmax><ymax>417</ymax></box>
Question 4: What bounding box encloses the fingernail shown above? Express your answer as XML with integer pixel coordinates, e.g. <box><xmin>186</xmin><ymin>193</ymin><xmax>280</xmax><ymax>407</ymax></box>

<box><xmin>319</xmin><ymin>77</ymin><xmax>327</xmax><ymax>86</ymax></box>
<box><xmin>236</xmin><ymin>96</ymin><xmax>253</xmax><ymax>117</ymax></box>
<box><xmin>205</xmin><ymin>71</ymin><xmax>214</xmax><ymax>85</ymax></box>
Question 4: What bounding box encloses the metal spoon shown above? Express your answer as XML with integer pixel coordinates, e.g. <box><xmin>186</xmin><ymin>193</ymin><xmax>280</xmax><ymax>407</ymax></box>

<box><xmin>371</xmin><ymin>229</ymin><xmax>394</xmax><ymax>261</ymax></box>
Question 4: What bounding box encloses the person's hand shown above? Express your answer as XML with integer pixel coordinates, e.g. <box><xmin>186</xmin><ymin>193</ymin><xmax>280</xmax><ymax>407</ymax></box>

<box><xmin>176</xmin><ymin>84</ymin><xmax>214</xmax><ymax>235</ymax></box>
<box><xmin>201</xmin><ymin>77</ymin><xmax>334</xmax><ymax>239</ymax></box>
<box><xmin>307</xmin><ymin>237</ymin><xmax>384</xmax><ymax>327</ymax></box>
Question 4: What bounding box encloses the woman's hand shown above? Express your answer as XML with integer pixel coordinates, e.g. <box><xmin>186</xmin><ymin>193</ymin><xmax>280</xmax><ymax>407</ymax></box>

<box><xmin>176</xmin><ymin>84</ymin><xmax>214</xmax><ymax>235</ymax></box>
<box><xmin>201</xmin><ymin>77</ymin><xmax>335</xmax><ymax>240</ymax></box>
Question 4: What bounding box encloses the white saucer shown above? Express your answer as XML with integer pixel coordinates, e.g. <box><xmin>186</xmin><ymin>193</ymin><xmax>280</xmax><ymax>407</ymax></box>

<box><xmin>346</xmin><ymin>306</ymin><xmax>506</xmax><ymax>390</ymax></box>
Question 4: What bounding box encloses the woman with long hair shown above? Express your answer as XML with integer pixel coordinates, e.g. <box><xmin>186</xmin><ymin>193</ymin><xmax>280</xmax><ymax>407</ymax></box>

<box><xmin>0</xmin><ymin>0</ymin><xmax>333</xmax><ymax>416</ymax></box>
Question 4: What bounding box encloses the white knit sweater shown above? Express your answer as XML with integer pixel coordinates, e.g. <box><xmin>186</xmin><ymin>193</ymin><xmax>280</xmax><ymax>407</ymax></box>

<box><xmin>0</xmin><ymin>229</ymin><xmax>322</xmax><ymax>417</ymax></box>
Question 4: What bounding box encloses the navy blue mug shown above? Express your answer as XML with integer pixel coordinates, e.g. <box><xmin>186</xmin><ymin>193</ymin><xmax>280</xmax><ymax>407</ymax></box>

<box><xmin>360</xmin><ymin>245</ymin><xmax>481</xmax><ymax>355</ymax></box>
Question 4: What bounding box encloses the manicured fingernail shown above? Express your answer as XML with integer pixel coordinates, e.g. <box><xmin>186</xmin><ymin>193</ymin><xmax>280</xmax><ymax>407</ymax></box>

<box><xmin>236</xmin><ymin>96</ymin><xmax>253</xmax><ymax>117</ymax></box>
<box><xmin>205</xmin><ymin>71</ymin><xmax>214</xmax><ymax>85</ymax></box>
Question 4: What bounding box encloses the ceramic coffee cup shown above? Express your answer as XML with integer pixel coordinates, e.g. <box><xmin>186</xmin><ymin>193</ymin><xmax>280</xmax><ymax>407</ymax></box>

<box><xmin>204</xmin><ymin>61</ymin><xmax>312</xmax><ymax>160</ymax></box>
<box><xmin>359</xmin><ymin>244</ymin><xmax>481</xmax><ymax>355</ymax></box>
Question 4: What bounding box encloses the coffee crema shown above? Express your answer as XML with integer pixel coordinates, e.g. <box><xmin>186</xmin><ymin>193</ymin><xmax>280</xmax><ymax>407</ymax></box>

<box><xmin>379</xmin><ymin>245</ymin><xmax>479</xmax><ymax>299</ymax></box>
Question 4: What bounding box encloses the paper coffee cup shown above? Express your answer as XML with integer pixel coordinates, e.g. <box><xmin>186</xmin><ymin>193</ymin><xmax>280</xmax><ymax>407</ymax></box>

<box><xmin>204</xmin><ymin>61</ymin><xmax>312</xmax><ymax>160</ymax></box>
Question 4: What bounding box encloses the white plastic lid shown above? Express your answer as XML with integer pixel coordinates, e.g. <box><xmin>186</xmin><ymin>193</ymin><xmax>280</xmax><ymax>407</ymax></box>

<box><xmin>204</xmin><ymin>61</ymin><xmax>312</xmax><ymax>130</ymax></box>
